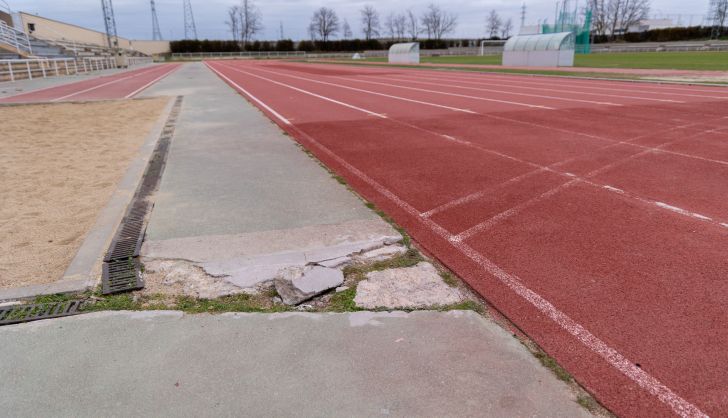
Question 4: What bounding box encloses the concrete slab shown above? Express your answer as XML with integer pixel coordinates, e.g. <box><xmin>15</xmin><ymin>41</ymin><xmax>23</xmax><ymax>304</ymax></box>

<box><xmin>138</xmin><ymin>63</ymin><xmax>400</xmax><ymax>290</ymax></box>
<box><xmin>0</xmin><ymin>310</ymin><xmax>592</xmax><ymax>417</ymax></box>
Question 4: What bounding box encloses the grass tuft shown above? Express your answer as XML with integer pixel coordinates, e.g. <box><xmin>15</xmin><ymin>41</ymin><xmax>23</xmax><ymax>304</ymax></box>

<box><xmin>533</xmin><ymin>350</ymin><xmax>573</xmax><ymax>383</ymax></box>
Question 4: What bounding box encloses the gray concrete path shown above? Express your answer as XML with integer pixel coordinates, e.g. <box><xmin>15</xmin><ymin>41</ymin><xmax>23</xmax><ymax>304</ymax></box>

<box><xmin>138</xmin><ymin>63</ymin><xmax>400</xmax><ymax>290</ymax></box>
<box><xmin>0</xmin><ymin>64</ymin><xmax>154</xmax><ymax>99</ymax></box>
<box><xmin>0</xmin><ymin>310</ymin><xmax>591</xmax><ymax>417</ymax></box>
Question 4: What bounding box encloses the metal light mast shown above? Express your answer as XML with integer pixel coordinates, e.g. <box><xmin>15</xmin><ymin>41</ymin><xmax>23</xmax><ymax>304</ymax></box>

<box><xmin>520</xmin><ymin>3</ymin><xmax>527</xmax><ymax>31</ymax></box>
<box><xmin>101</xmin><ymin>0</ymin><xmax>119</xmax><ymax>50</ymax></box>
<box><xmin>151</xmin><ymin>0</ymin><xmax>162</xmax><ymax>40</ymax></box>
<box><xmin>183</xmin><ymin>0</ymin><xmax>198</xmax><ymax>40</ymax></box>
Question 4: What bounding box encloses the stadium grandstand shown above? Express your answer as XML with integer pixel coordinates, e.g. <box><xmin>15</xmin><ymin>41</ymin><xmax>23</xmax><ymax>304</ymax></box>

<box><xmin>0</xmin><ymin>2</ymin><xmax>169</xmax><ymax>82</ymax></box>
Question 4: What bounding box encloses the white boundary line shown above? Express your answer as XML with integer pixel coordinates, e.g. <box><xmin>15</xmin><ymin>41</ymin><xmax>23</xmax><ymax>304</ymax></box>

<box><xmin>248</xmin><ymin>65</ymin><xmax>477</xmax><ymax>114</ymax></box>
<box><xmin>329</xmin><ymin>73</ymin><xmax>556</xmax><ymax>110</ymax></box>
<box><xmin>207</xmin><ymin>63</ymin><xmax>708</xmax><ymax>416</ymax></box>
<box><xmin>350</xmin><ymin>73</ymin><xmax>623</xmax><ymax>107</ymax></box>
<box><xmin>124</xmin><ymin>64</ymin><xmax>182</xmax><ymax>98</ymax></box>
<box><xmin>445</xmin><ymin>71</ymin><xmax>725</xmax><ymax>100</ymax></box>
<box><xmin>205</xmin><ymin>61</ymin><xmax>292</xmax><ymax>125</ymax></box>
<box><xmin>214</xmin><ymin>61</ymin><xmax>388</xmax><ymax>119</ymax></box>
<box><xmin>50</xmin><ymin>65</ymin><xmax>163</xmax><ymax>102</ymax></box>
<box><xmin>377</xmin><ymin>72</ymin><xmax>686</xmax><ymax>103</ymax></box>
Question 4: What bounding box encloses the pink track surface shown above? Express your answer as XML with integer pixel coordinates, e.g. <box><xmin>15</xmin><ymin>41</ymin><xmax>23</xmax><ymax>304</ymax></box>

<box><xmin>206</xmin><ymin>60</ymin><xmax>728</xmax><ymax>417</ymax></box>
<box><xmin>0</xmin><ymin>63</ymin><xmax>180</xmax><ymax>103</ymax></box>
<box><xmin>317</xmin><ymin>58</ymin><xmax>728</xmax><ymax>78</ymax></box>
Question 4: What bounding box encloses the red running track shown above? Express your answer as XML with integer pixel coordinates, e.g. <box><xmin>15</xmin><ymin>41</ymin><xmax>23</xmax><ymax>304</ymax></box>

<box><xmin>205</xmin><ymin>60</ymin><xmax>728</xmax><ymax>417</ymax></box>
<box><xmin>0</xmin><ymin>63</ymin><xmax>180</xmax><ymax>103</ymax></box>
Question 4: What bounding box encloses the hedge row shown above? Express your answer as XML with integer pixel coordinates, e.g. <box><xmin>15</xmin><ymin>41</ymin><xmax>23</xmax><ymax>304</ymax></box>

<box><xmin>170</xmin><ymin>38</ymin><xmax>459</xmax><ymax>53</ymax></box>
<box><xmin>593</xmin><ymin>26</ymin><xmax>726</xmax><ymax>43</ymax></box>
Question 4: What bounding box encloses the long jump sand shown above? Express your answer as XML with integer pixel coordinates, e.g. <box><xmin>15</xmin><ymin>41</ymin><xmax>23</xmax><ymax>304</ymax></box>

<box><xmin>0</xmin><ymin>98</ymin><xmax>168</xmax><ymax>289</ymax></box>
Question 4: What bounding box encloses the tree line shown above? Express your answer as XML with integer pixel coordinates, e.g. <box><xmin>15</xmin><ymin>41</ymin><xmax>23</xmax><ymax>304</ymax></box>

<box><xmin>222</xmin><ymin>1</ymin><xmax>459</xmax><ymax>47</ymax></box>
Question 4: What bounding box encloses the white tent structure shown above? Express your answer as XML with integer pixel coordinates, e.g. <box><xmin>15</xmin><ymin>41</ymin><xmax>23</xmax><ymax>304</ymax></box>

<box><xmin>388</xmin><ymin>42</ymin><xmax>419</xmax><ymax>64</ymax></box>
<box><xmin>502</xmin><ymin>32</ymin><xmax>575</xmax><ymax>67</ymax></box>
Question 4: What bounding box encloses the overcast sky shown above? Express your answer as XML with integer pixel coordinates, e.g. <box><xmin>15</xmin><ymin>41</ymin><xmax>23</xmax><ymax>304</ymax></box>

<box><xmin>12</xmin><ymin>0</ymin><xmax>712</xmax><ymax>41</ymax></box>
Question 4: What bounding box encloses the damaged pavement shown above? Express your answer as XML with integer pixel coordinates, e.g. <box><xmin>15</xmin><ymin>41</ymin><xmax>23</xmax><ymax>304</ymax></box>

<box><xmin>0</xmin><ymin>63</ymin><xmax>601</xmax><ymax>417</ymax></box>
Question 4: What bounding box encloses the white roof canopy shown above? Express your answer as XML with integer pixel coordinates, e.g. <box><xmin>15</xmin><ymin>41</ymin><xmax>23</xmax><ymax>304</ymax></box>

<box><xmin>503</xmin><ymin>32</ymin><xmax>575</xmax><ymax>52</ymax></box>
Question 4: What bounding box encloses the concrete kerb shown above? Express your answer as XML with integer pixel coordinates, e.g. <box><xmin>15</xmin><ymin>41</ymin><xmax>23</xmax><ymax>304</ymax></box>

<box><xmin>0</xmin><ymin>96</ymin><xmax>178</xmax><ymax>302</ymax></box>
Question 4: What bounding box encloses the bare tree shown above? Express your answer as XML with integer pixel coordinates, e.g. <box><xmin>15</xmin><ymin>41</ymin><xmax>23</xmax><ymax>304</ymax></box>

<box><xmin>485</xmin><ymin>10</ymin><xmax>502</xmax><ymax>39</ymax></box>
<box><xmin>588</xmin><ymin>0</ymin><xmax>609</xmax><ymax>36</ymax></box>
<box><xmin>393</xmin><ymin>13</ymin><xmax>407</xmax><ymax>40</ymax></box>
<box><xmin>384</xmin><ymin>13</ymin><xmax>396</xmax><ymax>40</ymax></box>
<box><xmin>406</xmin><ymin>9</ymin><xmax>419</xmax><ymax>40</ymax></box>
<box><xmin>420</xmin><ymin>4</ymin><xmax>458</xmax><ymax>39</ymax></box>
<box><xmin>239</xmin><ymin>0</ymin><xmax>263</xmax><ymax>47</ymax></box>
<box><xmin>714</xmin><ymin>0</ymin><xmax>728</xmax><ymax>34</ymax></box>
<box><xmin>310</xmin><ymin>7</ymin><xmax>339</xmax><ymax>41</ymax></box>
<box><xmin>360</xmin><ymin>5</ymin><xmax>380</xmax><ymax>40</ymax></box>
<box><xmin>607</xmin><ymin>0</ymin><xmax>649</xmax><ymax>38</ymax></box>
<box><xmin>225</xmin><ymin>5</ymin><xmax>240</xmax><ymax>42</ymax></box>
<box><xmin>501</xmin><ymin>18</ymin><xmax>513</xmax><ymax>38</ymax></box>
<box><xmin>342</xmin><ymin>19</ymin><xmax>353</xmax><ymax>39</ymax></box>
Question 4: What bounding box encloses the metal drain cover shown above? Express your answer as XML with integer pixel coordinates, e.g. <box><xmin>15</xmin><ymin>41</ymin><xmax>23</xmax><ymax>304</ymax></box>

<box><xmin>0</xmin><ymin>300</ymin><xmax>86</xmax><ymax>326</ymax></box>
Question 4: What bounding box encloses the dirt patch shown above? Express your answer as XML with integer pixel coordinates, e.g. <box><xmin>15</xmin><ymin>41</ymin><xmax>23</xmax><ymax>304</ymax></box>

<box><xmin>0</xmin><ymin>98</ymin><xmax>169</xmax><ymax>289</ymax></box>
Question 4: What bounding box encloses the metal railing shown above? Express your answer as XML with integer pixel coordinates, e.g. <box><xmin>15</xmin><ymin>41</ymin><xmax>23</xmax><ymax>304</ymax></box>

<box><xmin>171</xmin><ymin>50</ymin><xmax>307</xmax><ymax>60</ymax></box>
<box><xmin>0</xmin><ymin>56</ymin><xmax>153</xmax><ymax>82</ymax></box>
<box><xmin>0</xmin><ymin>20</ymin><xmax>31</xmax><ymax>55</ymax></box>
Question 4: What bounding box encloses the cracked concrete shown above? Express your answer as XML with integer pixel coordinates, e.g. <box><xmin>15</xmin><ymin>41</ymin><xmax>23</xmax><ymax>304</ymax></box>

<box><xmin>355</xmin><ymin>262</ymin><xmax>465</xmax><ymax>309</ymax></box>
<box><xmin>138</xmin><ymin>63</ymin><xmax>401</xmax><ymax>296</ymax></box>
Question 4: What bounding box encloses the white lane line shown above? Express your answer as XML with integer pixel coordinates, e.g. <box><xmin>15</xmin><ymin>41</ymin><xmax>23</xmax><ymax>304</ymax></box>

<box><xmin>277</xmin><ymin>121</ymin><xmax>707</xmax><ymax>418</ymax></box>
<box><xmin>205</xmin><ymin>61</ymin><xmax>292</xmax><ymax>125</ymax></box>
<box><xmin>421</xmin><ymin>167</ymin><xmax>550</xmax><ymax>219</ymax></box>
<box><xmin>655</xmin><ymin>202</ymin><xmax>713</xmax><ymax>221</ymax></box>
<box><xmin>359</xmin><ymin>73</ymin><xmax>623</xmax><ymax>106</ymax></box>
<box><xmin>331</xmin><ymin>74</ymin><xmax>556</xmax><ymax>110</ymax></box>
<box><xmin>249</xmin><ymin>66</ymin><xmax>477</xmax><ymax>114</ymax></box>
<box><xmin>50</xmin><ymin>65</ymin><xmax>163</xmax><ymax>102</ymax></box>
<box><xmin>215</xmin><ymin>62</ymin><xmax>387</xmax><ymax>119</ymax></box>
<box><xmin>124</xmin><ymin>64</ymin><xmax>181</xmax><ymax>98</ymax></box>
<box><xmin>447</xmin><ymin>72</ymin><xmax>725</xmax><ymax>101</ymax></box>
<box><xmin>386</xmin><ymin>72</ymin><xmax>687</xmax><ymax>103</ymax></box>
<box><xmin>721</xmin><ymin>223</ymin><xmax>728</xmax><ymax>228</ymax></box>
<box><xmin>603</xmin><ymin>185</ymin><xmax>624</xmax><ymax>193</ymax></box>
<box><xmin>452</xmin><ymin>124</ymin><xmax>728</xmax><ymax>241</ymax></box>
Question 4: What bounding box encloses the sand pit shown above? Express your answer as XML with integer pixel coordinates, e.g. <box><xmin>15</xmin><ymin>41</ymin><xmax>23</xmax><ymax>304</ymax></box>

<box><xmin>0</xmin><ymin>98</ymin><xmax>169</xmax><ymax>289</ymax></box>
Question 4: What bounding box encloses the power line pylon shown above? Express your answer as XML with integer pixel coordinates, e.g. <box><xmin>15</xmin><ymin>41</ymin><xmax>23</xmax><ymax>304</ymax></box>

<box><xmin>183</xmin><ymin>0</ymin><xmax>197</xmax><ymax>40</ymax></box>
<box><xmin>100</xmin><ymin>0</ymin><xmax>119</xmax><ymax>51</ymax></box>
<box><xmin>151</xmin><ymin>0</ymin><xmax>162</xmax><ymax>40</ymax></box>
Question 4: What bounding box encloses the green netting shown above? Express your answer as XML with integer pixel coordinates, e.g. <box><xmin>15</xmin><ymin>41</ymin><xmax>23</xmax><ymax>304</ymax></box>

<box><xmin>542</xmin><ymin>9</ymin><xmax>592</xmax><ymax>54</ymax></box>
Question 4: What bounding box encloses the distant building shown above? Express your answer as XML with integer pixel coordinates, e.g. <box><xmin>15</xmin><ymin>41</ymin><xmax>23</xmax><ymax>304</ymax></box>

<box><xmin>626</xmin><ymin>18</ymin><xmax>675</xmax><ymax>33</ymax></box>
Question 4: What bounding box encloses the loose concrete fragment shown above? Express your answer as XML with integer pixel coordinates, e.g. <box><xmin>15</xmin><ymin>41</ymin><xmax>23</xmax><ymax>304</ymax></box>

<box><xmin>354</xmin><ymin>262</ymin><xmax>463</xmax><ymax>309</ymax></box>
<box><xmin>275</xmin><ymin>265</ymin><xmax>344</xmax><ymax>305</ymax></box>
<box><xmin>354</xmin><ymin>244</ymin><xmax>407</xmax><ymax>263</ymax></box>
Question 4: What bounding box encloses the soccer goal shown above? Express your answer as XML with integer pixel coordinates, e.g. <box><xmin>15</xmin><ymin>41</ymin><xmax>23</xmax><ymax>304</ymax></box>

<box><xmin>388</xmin><ymin>42</ymin><xmax>420</xmax><ymax>64</ymax></box>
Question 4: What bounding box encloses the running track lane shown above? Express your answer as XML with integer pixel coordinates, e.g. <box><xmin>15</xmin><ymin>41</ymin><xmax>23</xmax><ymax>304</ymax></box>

<box><xmin>206</xmin><ymin>60</ymin><xmax>728</xmax><ymax>417</ymax></box>
<box><xmin>0</xmin><ymin>63</ymin><xmax>181</xmax><ymax>103</ymax></box>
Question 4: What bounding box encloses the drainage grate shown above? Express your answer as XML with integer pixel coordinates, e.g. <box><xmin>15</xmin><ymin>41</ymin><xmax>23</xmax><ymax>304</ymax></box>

<box><xmin>102</xmin><ymin>258</ymin><xmax>144</xmax><ymax>294</ymax></box>
<box><xmin>100</xmin><ymin>96</ymin><xmax>182</xmax><ymax>295</ymax></box>
<box><xmin>0</xmin><ymin>300</ymin><xmax>85</xmax><ymax>326</ymax></box>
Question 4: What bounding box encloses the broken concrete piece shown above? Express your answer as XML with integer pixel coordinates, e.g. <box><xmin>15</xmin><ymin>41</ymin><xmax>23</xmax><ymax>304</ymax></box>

<box><xmin>354</xmin><ymin>262</ymin><xmax>463</xmax><ymax>309</ymax></box>
<box><xmin>355</xmin><ymin>245</ymin><xmax>408</xmax><ymax>263</ymax></box>
<box><xmin>275</xmin><ymin>265</ymin><xmax>344</xmax><ymax>305</ymax></box>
